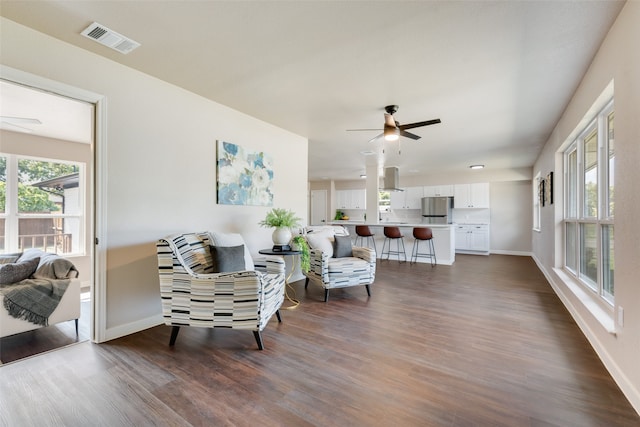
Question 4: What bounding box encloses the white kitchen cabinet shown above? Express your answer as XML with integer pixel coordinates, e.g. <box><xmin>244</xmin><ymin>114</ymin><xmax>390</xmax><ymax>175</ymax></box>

<box><xmin>423</xmin><ymin>185</ymin><xmax>454</xmax><ymax>197</ymax></box>
<box><xmin>455</xmin><ymin>224</ymin><xmax>489</xmax><ymax>253</ymax></box>
<box><xmin>390</xmin><ymin>186</ymin><xmax>423</xmax><ymax>209</ymax></box>
<box><xmin>454</xmin><ymin>183</ymin><xmax>490</xmax><ymax>208</ymax></box>
<box><xmin>351</xmin><ymin>189</ymin><xmax>366</xmax><ymax>209</ymax></box>
<box><xmin>336</xmin><ymin>189</ymin><xmax>366</xmax><ymax>209</ymax></box>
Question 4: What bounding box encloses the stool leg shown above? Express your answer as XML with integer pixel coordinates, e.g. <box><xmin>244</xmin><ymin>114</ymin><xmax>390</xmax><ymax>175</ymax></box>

<box><xmin>400</xmin><ymin>237</ymin><xmax>406</xmax><ymax>263</ymax></box>
<box><xmin>411</xmin><ymin>239</ymin><xmax>418</xmax><ymax>264</ymax></box>
<box><xmin>430</xmin><ymin>239</ymin><xmax>436</xmax><ymax>267</ymax></box>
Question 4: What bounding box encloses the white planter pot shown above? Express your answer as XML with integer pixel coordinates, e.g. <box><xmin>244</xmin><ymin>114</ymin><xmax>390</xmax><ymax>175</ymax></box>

<box><xmin>272</xmin><ymin>227</ymin><xmax>292</xmax><ymax>246</ymax></box>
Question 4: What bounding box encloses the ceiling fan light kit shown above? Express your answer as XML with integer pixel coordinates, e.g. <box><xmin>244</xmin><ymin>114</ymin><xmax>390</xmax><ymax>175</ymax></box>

<box><xmin>384</xmin><ymin>126</ymin><xmax>400</xmax><ymax>141</ymax></box>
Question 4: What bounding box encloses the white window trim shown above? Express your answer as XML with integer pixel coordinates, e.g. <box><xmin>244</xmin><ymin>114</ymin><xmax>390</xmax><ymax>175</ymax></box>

<box><xmin>1</xmin><ymin>153</ymin><xmax>86</xmax><ymax>256</ymax></box>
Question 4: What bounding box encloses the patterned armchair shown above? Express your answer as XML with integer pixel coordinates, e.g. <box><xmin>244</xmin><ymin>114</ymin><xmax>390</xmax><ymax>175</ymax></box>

<box><xmin>156</xmin><ymin>231</ymin><xmax>285</xmax><ymax>350</ymax></box>
<box><xmin>302</xmin><ymin>226</ymin><xmax>376</xmax><ymax>302</ymax></box>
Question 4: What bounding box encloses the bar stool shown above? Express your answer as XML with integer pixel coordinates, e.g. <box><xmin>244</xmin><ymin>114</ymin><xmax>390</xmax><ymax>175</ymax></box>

<box><xmin>381</xmin><ymin>226</ymin><xmax>406</xmax><ymax>262</ymax></box>
<box><xmin>354</xmin><ymin>225</ymin><xmax>376</xmax><ymax>255</ymax></box>
<box><xmin>411</xmin><ymin>227</ymin><xmax>436</xmax><ymax>267</ymax></box>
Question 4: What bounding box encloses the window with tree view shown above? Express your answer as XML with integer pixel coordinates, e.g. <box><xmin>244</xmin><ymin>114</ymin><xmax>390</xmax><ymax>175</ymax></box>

<box><xmin>563</xmin><ymin>100</ymin><xmax>614</xmax><ymax>304</ymax></box>
<box><xmin>0</xmin><ymin>154</ymin><xmax>84</xmax><ymax>255</ymax></box>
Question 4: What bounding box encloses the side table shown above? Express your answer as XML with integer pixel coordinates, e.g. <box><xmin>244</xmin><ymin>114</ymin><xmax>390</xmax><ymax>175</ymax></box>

<box><xmin>258</xmin><ymin>249</ymin><xmax>301</xmax><ymax>309</ymax></box>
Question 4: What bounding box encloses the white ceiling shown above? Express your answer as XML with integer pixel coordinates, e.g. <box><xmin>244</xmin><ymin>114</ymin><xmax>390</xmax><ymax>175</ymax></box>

<box><xmin>0</xmin><ymin>1</ymin><xmax>625</xmax><ymax>180</ymax></box>
<box><xmin>0</xmin><ymin>80</ymin><xmax>94</xmax><ymax>144</ymax></box>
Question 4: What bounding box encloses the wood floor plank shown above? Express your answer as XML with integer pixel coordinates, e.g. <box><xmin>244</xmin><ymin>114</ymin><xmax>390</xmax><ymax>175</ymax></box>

<box><xmin>1</xmin><ymin>254</ymin><xmax>638</xmax><ymax>426</ymax></box>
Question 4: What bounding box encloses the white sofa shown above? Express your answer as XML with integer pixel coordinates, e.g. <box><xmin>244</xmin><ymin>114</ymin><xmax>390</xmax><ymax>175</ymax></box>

<box><xmin>0</xmin><ymin>250</ymin><xmax>81</xmax><ymax>339</ymax></box>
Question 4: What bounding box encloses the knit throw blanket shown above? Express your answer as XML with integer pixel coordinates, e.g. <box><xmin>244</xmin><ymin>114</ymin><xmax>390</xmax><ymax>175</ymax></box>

<box><xmin>1</xmin><ymin>278</ymin><xmax>70</xmax><ymax>326</ymax></box>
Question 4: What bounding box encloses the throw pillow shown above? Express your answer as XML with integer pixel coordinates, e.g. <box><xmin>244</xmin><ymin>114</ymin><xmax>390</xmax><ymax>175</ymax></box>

<box><xmin>0</xmin><ymin>257</ymin><xmax>40</xmax><ymax>285</ymax></box>
<box><xmin>209</xmin><ymin>232</ymin><xmax>255</xmax><ymax>270</ymax></box>
<box><xmin>332</xmin><ymin>235</ymin><xmax>353</xmax><ymax>258</ymax></box>
<box><xmin>210</xmin><ymin>245</ymin><xmax>246</xmax><ymax>273</ymax></box>
<box><xmin>305</xmin><ymin>230</ymin><xmax>334</xmax><ymax>257</ymax></box>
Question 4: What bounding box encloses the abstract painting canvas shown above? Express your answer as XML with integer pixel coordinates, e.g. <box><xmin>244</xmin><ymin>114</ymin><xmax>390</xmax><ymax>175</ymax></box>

<box><xmin>216</xmin><ymin>140</ymin><xmax>274</xmax><ymax>206</ymax></box>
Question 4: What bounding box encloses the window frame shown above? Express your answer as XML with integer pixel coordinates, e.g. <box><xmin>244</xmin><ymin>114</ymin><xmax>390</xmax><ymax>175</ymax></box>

<box><xmin>563</xmin><ymin>99</ymin><xmax>614</xmax><ymax>305</ymax></box>
<box><xmin>1</xmin><ymin>153</ymin><xmax>87</xmax><ymax>256</ymax></box>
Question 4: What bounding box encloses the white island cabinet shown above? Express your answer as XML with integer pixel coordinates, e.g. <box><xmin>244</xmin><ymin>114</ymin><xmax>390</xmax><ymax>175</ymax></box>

<box><xmin>334</xmin><ymin>223</ymin><xmax>456</xmax><ymax>265</ymax></box>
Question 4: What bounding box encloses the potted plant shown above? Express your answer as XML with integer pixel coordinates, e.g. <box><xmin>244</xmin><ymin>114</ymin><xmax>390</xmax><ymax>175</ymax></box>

<box><xmin>259</xmin><ymin>208</ymin><xmax>302</xmax><ymax>246</ymax></box>
<box><xmin>290</xmin><ymin>235</ymin><xmax>310</xmax><ymax>273</ymax></box>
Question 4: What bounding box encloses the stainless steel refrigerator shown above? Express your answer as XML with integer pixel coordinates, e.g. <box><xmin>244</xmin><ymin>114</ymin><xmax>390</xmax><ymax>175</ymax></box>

<box><xmin>421</xmin><ymin>197</ymin><xmax>453</xmax><ymax>224</ymax></box>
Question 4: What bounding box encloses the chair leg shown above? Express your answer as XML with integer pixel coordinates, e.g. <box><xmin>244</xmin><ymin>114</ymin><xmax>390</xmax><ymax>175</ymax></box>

<box><xmin>253</xmin><ymin>330</ymin><xmax>264</xmax><ymax>350</ymax></box>
<box><xmin>74</xmin><ymin>318</ymin><xmax>79</xmax><ymax>336</ymax></box>
<box><xmin>169</xmin><ymin>325</ymin><xmax>180</xmax><ymax>346</ymax></box>
<box><xmin>276</xmin><ymin>310</ymin><xmax>282</xmax><ymax>323</ymax></box>
<box><xmin>324</xmin><ymin>289</ymin><xmax>329</xmax><ymax>302</ymax></box>
<box><xmin>305</xmin><ymin>277</ymin><xmax>309</xmax><ymax>289</ymax></box>
<box><xmin>365</xmin><ymin>284</ymin><xmax>371</xmax><ymax>296</ymax></box>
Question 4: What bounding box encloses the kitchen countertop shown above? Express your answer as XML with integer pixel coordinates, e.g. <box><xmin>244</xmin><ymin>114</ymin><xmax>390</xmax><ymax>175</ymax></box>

<box><xmin>329</xmin><ymin>221</ymin><xmax>455</xmax><ymax>228</ymax></box>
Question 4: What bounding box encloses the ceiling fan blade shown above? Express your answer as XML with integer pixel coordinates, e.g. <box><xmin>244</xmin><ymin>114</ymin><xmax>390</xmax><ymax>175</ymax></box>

<box><xmin>398</xmin><ymin>118</ymin><xmax>441</xmax><ymax>130</ymax></box>
<box><xmin>368</xmin><ymin>133</ymin><xmax>383</xmax><ymax>143</ymax></box>
<box><xmin>0</xmin><ymin>121</ymin><xmax>35</xmax><ymax>132</ymax></box>
<box><xmin>400</xmin><ymin>130</ymin><xmax>421</xmax><ymax>140</ymax></box>
<box><xmin>0</xmin><ymin>116</ymin><xmax>42</xmax><ymax>125</ymax></box>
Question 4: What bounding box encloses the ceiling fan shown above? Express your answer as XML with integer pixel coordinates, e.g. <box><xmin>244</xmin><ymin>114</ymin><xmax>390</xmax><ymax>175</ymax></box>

<box><xmin>0</xmin><ymin>116</ymin><xmax>42</xmax><ymax>133</ymax></box>
<box><xmin>347</xmin><ymin>105</ymin><xmax>441</xmax><ymax>143</ymax></box>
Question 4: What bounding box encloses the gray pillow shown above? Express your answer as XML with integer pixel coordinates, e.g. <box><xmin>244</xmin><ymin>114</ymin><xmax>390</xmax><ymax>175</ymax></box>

<box><xmin>332</xmin><ymin>235</ymin><xmax>353</xmax><ymax>258</ymax></box>
<box><xmin>0</xmin><ymin>257</ymin><xmax>40</xmax><ymax>285</ymax></box>
<box><xmin>210</xmin><ymin>245</ymin><xmax>246</xmax><ymax>273</ymax></box>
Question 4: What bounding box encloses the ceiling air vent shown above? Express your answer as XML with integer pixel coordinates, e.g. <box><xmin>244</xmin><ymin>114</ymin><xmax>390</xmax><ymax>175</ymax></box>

<box><xmin>81</xmin><ymin>22</ymin><xmax>140</xmax><ymax>54</ymax></box>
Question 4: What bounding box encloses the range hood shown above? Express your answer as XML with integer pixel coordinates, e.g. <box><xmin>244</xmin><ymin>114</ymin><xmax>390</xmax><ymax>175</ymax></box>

<box><xmin>383</xmin><ymin>167</ymin><xmax>404</xmax><ymax>192</ymax></box>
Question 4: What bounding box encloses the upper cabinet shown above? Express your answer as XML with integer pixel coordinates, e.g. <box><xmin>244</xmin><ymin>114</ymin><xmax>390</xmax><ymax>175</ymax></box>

<box><xmin>423</xmin><ymin>185</ymin><xmax>454</xmax><ymax>197</ymax></box>
<box><xmin>454</xmin><ymin>183</ymin><xmax>490</xmax><ymax>208</ymax></box>
<box><xmin>336</xmin><ymin>189</ymin><xmax>366</xmax><ymax>209</ymax></box>
<box><xmin>390</xmin><ymin>186</ymin><xmax>424</xmax><ymax>209</ymax></box>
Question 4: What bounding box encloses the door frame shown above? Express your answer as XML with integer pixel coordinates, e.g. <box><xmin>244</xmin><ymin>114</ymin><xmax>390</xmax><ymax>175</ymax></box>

<box><xmin>1</xmin><ymin>65</ymin><xmax>108</xmax><ymax>342</ymax></box>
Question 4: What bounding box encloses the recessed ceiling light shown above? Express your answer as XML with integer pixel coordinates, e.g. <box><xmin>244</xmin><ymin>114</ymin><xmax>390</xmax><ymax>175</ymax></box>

<box><xmin>360</xmin><ymin>174</ymin><xmax>367</xmax><ymax>178</ymax></box>
<box><xmin>469</xmin><ymin>164</ymin><xmax>485</xmax><ymax>169</ymax></box>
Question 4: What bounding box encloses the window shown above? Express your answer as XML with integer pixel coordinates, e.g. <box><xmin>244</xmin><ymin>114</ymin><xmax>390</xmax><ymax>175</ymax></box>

<box><xmin>533</xmin><ymin>172</ymin><xmax>541</xmax><ymax>231</ymax></box>
<box><xmin>563</xmin><ymin>100</ymin><xmax>614</xmax><ymax>304</ymax></box>
<box><xmin>0</xmin><ymin>153</ymin><xmax>85</xmax><ymax>256</ymax></box>
<box><xmin>378</xmin><ymin>191</ymin><xmax>390</xmax><ymax>213</ymax></box>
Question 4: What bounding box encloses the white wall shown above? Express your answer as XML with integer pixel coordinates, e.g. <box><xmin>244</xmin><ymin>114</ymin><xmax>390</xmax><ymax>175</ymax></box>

<box><xmin>532</xmin><ymin>2</ymin><xmax>640</xmax><ymax>412</ymax></box>
<box><xmin>1</xmin><ymin>18</ymin><xmax>308</xmax><ymax>338</ymax></box>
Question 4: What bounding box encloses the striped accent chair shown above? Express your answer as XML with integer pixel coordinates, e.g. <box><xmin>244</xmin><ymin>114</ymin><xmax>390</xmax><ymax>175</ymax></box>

<box><xmin>157</xmin><ymin>232</ymin><xmax>285</xmax><ymax>350</ymax></box>
<box><xmin>303</xmin><ymin>227</ymin><xmax>376</xmax><ymax>302</ymax></box>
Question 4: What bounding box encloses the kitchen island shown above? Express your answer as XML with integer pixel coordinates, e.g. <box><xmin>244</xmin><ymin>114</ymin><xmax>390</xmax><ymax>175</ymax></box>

<box><xmin>329</xmin><ymin>222</ymin><xmax>455</xmax><ymax>265</ymax></box>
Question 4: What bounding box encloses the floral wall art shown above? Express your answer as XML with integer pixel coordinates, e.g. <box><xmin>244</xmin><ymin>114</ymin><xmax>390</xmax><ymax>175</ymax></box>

<box><xmin>216</xmin><ymin>140</ymin><xmax>274</xmax><ymax>206</ymax></box>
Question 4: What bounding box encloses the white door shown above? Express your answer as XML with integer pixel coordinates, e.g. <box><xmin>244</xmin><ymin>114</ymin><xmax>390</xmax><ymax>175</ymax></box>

<box><xmin>311</xmin><ymin>190</ymin><xmax>328</xmax><ymax>225</ymax></box>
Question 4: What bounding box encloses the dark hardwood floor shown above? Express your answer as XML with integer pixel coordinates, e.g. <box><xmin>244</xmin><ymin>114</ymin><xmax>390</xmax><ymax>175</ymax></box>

<box><xmin>1</xmin><ymin>255</ymin><xmax>638</xmax><ymax>426</ymax></box>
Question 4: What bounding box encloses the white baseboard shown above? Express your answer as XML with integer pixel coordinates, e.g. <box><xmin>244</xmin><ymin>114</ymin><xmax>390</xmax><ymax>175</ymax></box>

<box><xmin>490</xmin><ymin>249</ymin><xmax>532</xmax><ymax>256</ymax></box>
<box><xmin>531</xmin><ymin>254</ymin><xmax>640</xmax><ymax>416</ymax></box>
<box><xmin>103</xmin><ymin>313</ymin><xmax>163</xmax><ymax>342</ymax></box>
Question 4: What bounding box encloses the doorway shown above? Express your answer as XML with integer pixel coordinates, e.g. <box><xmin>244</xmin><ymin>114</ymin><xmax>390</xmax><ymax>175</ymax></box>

<box><xmin>0</xmin><ymin>68</ymin><xmax>104</xmax><ymax>362</ymax></box>
<box><xmin>311</xmin><ymin>190</ymin><xmax>328</xmax><ymax>225</ymax></box>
